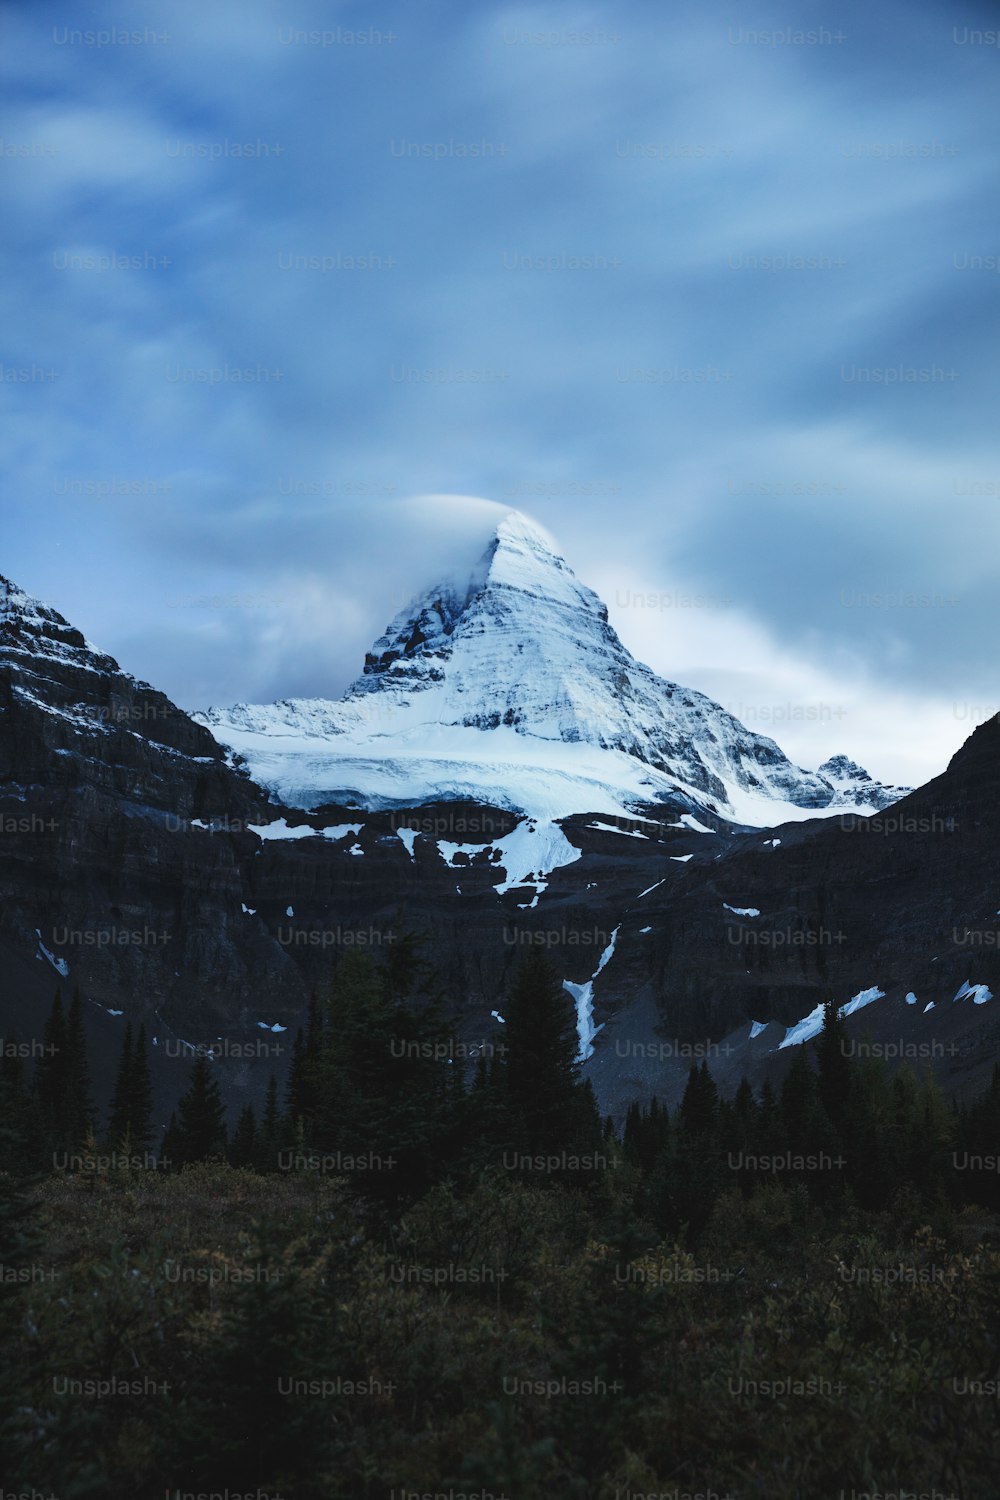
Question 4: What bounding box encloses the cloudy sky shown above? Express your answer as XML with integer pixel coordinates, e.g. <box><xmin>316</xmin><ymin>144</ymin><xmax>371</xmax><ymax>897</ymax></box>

<box><xmin>3</xmin><ymin>0</ymin><xmax>999</xmax><ymax>789</ymax></box>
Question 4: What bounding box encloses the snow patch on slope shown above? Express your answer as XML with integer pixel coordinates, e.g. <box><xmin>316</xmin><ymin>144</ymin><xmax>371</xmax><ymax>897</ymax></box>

<box><xmin>564</xmin><ymin>925</ymin><xmax>619</xmax><ymax>1063</ymax></box>
<box><xmin>778</xmin><ymin>986</ymin><xmax>885</xmax><ymax>1050</ymax></box>
<box><xmin>954</xmin><ymin>980</ymin><xmax>994</xmax><ymax>1005</ymax></box>
<box><xmin>244</xmin><ymin>819</ymin><xmax>363</xmax><ymax>843</ymax></box>
<box><xmin>437</xmin><ymin>818</ymin><xmax>582</xmax><ymax>907</ymax></box>
<box><xmin>35</xmin><ymin>929</ymin><xmax>69</xmax><ymax>977</ymax></box>
<box><xmin>395</xmin><ymin>826</ymin><xmax>419</xmax><ymax>859</ymax></box>
<box><xmin>670</xmin><ymin>814</ymin><xmax>716</xmax><ymax>834</ymax></box>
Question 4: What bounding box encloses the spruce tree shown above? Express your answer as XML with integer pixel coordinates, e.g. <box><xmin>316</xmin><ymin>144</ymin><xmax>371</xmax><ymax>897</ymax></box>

<box><xmin>679</xmin><ymin>1061</ymin><xmax>719</xmax><ymax>1139</ymax></box>
<box><xmin>283</xmin><ymin>1028</ymin><xmax>311</xmax><ymax>1141</ymax></box>
<box><xmin>815</xmin><ymin>998</ymin><xmax>853</xmax><ymax>1132</ymax></box>
<box><xmin>500</xmin><ymin>950</ymin><xmax>592</xmax><ymax>1160</ymax></box>
<box><xmin>108</xmin><ymin>1022</ymin><xmax>154</xmax><ymax>1152</ymax></box>
<box><xmin>0</xmin><ymin>1041</ymin><xmax>39</xmax><ymax>1175</ymax></box>
<box><xmin>658</xmin><ymin>1062</ymin><xmax>724</xmax><ymax>1237</ymax></box>
<box><xmin>255</xmin><ymin>1074</ymin><xmax>282</xmax><ymax>1172</ymax></box>
<box><xmin>755</xmin><ymin>1077</ymin><xmax>783</xmax><ymax>1155</ymax></box>
<box><xmin>129</xmin><ymin>1023</ymin><xmax>154</xmax><ymax>1150</ymax></box>
<box><xmin>459</xmin><ymin>1047</ymin><xmax>507</xmax><ymax>1173</ymax></box>
<box><xmin>173</xmin><ymin>1055</ymin><xmax>227</xmax><ymax>1165</ymax></box>
<box><xmin>780</xmin><ymin>1047</ymin><xmax>818</xmax><ymax>1147</ymax></box>
<box><xmin>64</xmin><ymin>988</ymin><xmax>94</xmax><ymax>1150</ymax></box>
<box><xmin>281</xmin><ymin>994</ymin><xmax>324</xmax><ymax>1149</ymax></box>
<box><xmin>314</xmin><ymin>944</ymin><xmax>457</xmax><ymax>1203</ymax></box>
<box><xmin>315</xmin><ymin>950</ymin><xmax>384</xmax><ymax>1151</ymax></box>
<box><xmin>281</xmin><ymin>990</ymin><xmax>325</xmax><ymax>1140</ymax></box>
<box><xmin>106</xmin><ymin>1020</ymin><xmax>135</xmax><ymax>1149</ymax></box>
<box><xmin>229</xmin><ymin>1104</ymin><xmax>257</xmax><ymax>1169</ymax></box>
<box><xmin>33</xmin><ymin>989</ymin><xmax>67</xmax><ymax>1149</ymax></box>
<box><xmin>779</xmin><ymin>1043</ymin><xmax>843</xmax><ymax>1199</ymax></box>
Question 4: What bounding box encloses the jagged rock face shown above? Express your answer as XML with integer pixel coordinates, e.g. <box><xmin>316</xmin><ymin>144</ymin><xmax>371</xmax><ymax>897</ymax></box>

<box><xmin>587</xmin><ymin>715</ymin><xmax>1000</xmax><ymax>1112</ymax></box>
<box><xmin>0</xmin><ymin>575</ymin><xmax>305</xmax><ymax>1038</ymax></box>
<box><xmin>0</xmin><ymin>576</ymin><xmax>254</xmax><ymax>814</ymax></box>
<box><xmin>816</xmin><ymin>754</ymin><xmax>910</xmax><ymax>809</ymax></box>
<box><xmin>199</xmin><ymin>513</ymin><xmax>909</xmax><ymax>822</ymax></box>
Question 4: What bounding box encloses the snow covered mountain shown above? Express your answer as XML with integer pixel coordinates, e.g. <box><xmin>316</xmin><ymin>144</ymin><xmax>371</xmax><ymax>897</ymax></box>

<box><xmin>2</xmin><ymin>560</ymin><xmax>997</xmax><ymax>1119</ymax></box>
<box><xmin>198</xmin><ymin>511</ymin><xmax>909</xmax><ymax>825</ymax></box>
<box><xmin>815</xmin><ymin>754</ymin><xmax>910</xmax><ymax>809</ymax></box>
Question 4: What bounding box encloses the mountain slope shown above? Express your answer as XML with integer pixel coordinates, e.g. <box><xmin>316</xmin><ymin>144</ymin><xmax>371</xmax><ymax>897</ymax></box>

<box><xmin>1</xmin><ymin>575</ymin><xmax>258</xmax><ymax>809</ymax></box>
<box><xmin>0</xmin><ymin>573</ymin><xmax>305</xmax><ymax>1035</ymax></box>
<box><xmin>582</xmin><ymin>710</ymin><xmax>1000</xmax><ymax>1112</ymax></box>
<box><xmin>199</xmin><ymin>512</ymin><xmax>908</xmax><ymax>824</ymax></box>
<box><xmin>0</xmin><ymin>566</ymin><xmax>995</xmax><ymax>1128</ymax></box>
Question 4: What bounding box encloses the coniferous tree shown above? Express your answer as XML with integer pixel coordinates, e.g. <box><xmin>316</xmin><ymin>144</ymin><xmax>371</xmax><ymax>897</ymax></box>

<box><xmin>255</xmin><ymin>1074</ymin><xmax>282</xmax><ymax>1172</ymax></box>
<box><xmin>229</xmin><ymin>1104</ymin><xmax>257</xmax><ymax>1168</ymax></box>
<box><xmin>129</xmin><ymin>1023</ymin><xmax>154</xmax><ymax>1150</ymax></box>
<box><xmin>623</xmin><ymin>1098</ymin><xmax>654</xmax><ymax>1181</ymax></box>
<box><xmin>719</xmin><ymin>1076</ymin><xmax>757</xmax><ymax>1167</ymax></box>
<box><xmin>754</xmin><ymin>1076</ymin><xmax>784</xmax><ymax>1158</ymax></box>
<box><xmin>781</xmin><ymin>1038</ymin><xmax>849</xmax><ymax>1200</ymax></box>
<box><xmin>500</xmin><ymin>950</ymin><xmax>594</xmax><ymax>1161</ymax></box>
<box><xmin>315</xmin><ymin>950</ymin><xmax>385</xmax><ymax>1152</ymax></box>
<box><xmin>733</xmin><ymin>1077</ymin><xmax>757</xmax><ymax>1141</ymax></box>
<box><xmin>298</xmin><ymin>991</ymin><xmax>324</xmax><ymax>1130</ymax></box>
<box><xmin>283</xmin><ymin>1000</ymin><xmax>326</xmax><ymax>1146</ymax></box>
<box><xmin>106</xmin><ymin>1020</ymin><xmax>135</xmax><ymax>1149</ymax></box>
<box><xmin>656</xmin><ymin>1062</ymin><xmax>723</xmax><ymax>1236</ymax></box>
<box><xmin>846</xmin><ymin>1053</ymin><xmax>895</xmax><ymax>1208</ymax></box>
<box><xmin>283</xmin><ymin>1028</ymin><xmax>309</xmax><ymax>1137</ymax></box>
<box><xmin>815</xmin><ymin>998</ymin><xmax>853</xmax><ymax>1132</ymax></box>
<box><xmin>779</xmin><ymin>1047</ymin><xmax>818</xmax><ymax>1148</ymax></box>
<box><xmin>622</xmin><ymin>1100</ymin><xmax>642</xmax><ymax>1165</ymax></box>
<box><xmin>679</xmin><ymin>1061</ymin><xmax>719</xmax><ymax>1140</ymax></box>
<box><xmin>0</xmin><ymin>1037</ymin><xmax>48</xmax><ymax>1178</ymax></box>
<box><xmin>33</xmin><ymin>990</ymin><xmax>67</xmax><ymax>1149</ymax></box>
<box><xmin>108</xmin><ymin>1022</ymin><xmax>154</xmax><ymax>1153</ymax></box>
<box><xmin>957</xmin><ymin>1063</ymin><xmax>1000</xmax><ymax>1209</ymax></box>
<box><xmin>314</xmin><ymin>944</ymin><xmax>457</xmax><ymax>1202</ymax></box>
<box><xmin>172</xmin><ymin>1056</ymin><xmax>227</xmax><ymax>1166</ymax></box>
<box><xmin>459</xmin><ymin>1046</ymin><xmax>507</xmax><ymax>1173</ymax></box>
<box><xmin>64</xmin><ymin>988</ymin><xmax>94</xmax><ymax>1150</ymax></box>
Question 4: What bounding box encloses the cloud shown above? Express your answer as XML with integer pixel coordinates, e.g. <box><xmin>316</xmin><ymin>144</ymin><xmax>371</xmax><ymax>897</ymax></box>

<box><xmin>2</xmin><ymin>0</ymin><xmax>998</xmax><ymax>792</ymax></box>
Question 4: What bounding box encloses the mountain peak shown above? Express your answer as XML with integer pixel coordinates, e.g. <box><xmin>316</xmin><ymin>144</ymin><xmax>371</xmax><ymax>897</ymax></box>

<box><xmin>1</xmin><ymin>574</ymin><xmax>47</xmax><ymax>622</ymax></box>
<box><xmin>358</xmin><ymin>508</ymin><xmax>606</xmax><ymax>683</ymax></box>
<box><xmin>817</xmin><ymin>754</ymin><xmax>873</xmax><ymax>784</ymax></box>
<box><xmin>484</xmin><ymin>510</ymin><xmax>607</xmax><ymax>618</ymax></box>
<box><xmin>815</xmin><ymin>753</ymin><xmax>910</xmax><ymax>808</ymax></box>
<box><xmin>200</xmin><ymin>507</ymin><xmax>909</xmax><ymax>823</ymax></box>
<box><xmin>492</xmin><ymin>507</ymin><xmax>556</xmax><ymax>550</ymax></box>
<box><xmin>0</xmin><ymin>574</ymin><xmax>103</xmax><ymax>662</ymax></box>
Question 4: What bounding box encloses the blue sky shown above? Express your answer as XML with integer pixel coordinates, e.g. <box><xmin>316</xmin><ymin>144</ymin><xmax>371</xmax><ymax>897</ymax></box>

<box><xmin>3</xmin><ymin>0</ymin><xmax>999</xmax><ymax>787</ymax></box>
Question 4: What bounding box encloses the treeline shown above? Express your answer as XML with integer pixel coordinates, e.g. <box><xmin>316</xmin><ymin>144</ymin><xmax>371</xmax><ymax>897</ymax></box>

<box><xmin>0</xmin><ymin>945</ymin><xmax>604</xmax><ymax>1201</ymax></box>
<box><xmin>2</xmin><ymin>954</ymin><xmax>1000</xmax><ymax>1496</ymax></box>
<box><xmin>624</xmin><ymin>997</ymin><xmax>1000</xmax><ymax>1229</ymax></box>
<box><xmin>5</xmin><ymin>954</ymin><xmax>1000</xmax><ymax>1221</ymax></box>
